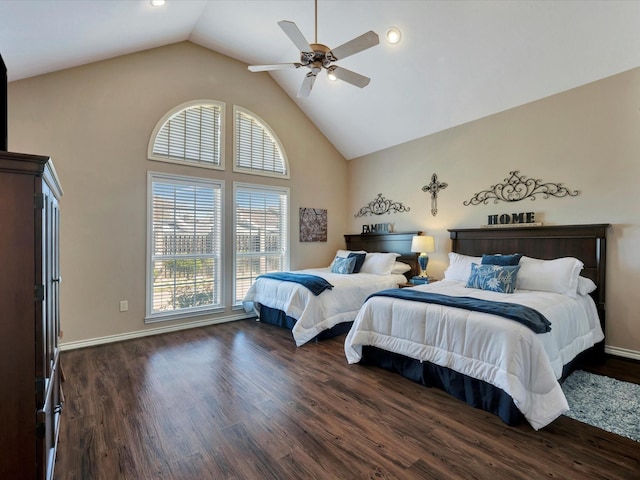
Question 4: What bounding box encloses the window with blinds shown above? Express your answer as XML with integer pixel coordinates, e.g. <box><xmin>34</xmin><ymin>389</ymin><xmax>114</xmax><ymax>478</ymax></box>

<box><xmin>234</xmin><ymin>106</ymin><xmax>289</xmax><ymax>178</ymax></box>
<box><xmin>146</xmin><ymin>172</ymin><xmax>224</xmax><ymax>322</ymax></box>
<box><xmin>148</xmin><ymin>100</ymin><xmax>225</xmax><ymax>170</ymax></box>
<box><xmin>233</xmin><ymin>183</ymin><xmax>289</xmax><ymax>304</ymax></box>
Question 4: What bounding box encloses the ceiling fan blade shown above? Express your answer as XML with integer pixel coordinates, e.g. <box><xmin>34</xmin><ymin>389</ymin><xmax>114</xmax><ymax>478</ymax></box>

<box><xmin>278</xmin><ymin>20</ymin><xmax>313</xmax><ymax>53</ymax></box>
<box><xmin>248</xmin><ymin>63</ymin><xmax>302</xmax><ymax>72</ymax></box>
<box><xmin>329</xmin><ymin>31</ymin><xmax>379</xmax><ymax>61</ymax></box>
<box><xmin>330</xmin><ymin>66</ymin><xmax>370</xmax><ymax>88</ymax></box>
<box><xmin>297</xmin><ymin>72</ymin><xmax>317</xmax><ymax>98</ymax></box>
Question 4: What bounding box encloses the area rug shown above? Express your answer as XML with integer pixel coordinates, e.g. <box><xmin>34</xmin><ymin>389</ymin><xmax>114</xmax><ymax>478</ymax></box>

<box><xmin>562</xmin><ymin>370</ymin><xmax>640</xmax><ymax>442</ymax></box>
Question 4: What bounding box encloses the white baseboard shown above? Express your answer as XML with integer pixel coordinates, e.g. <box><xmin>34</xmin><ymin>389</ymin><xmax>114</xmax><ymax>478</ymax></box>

<box><xmin>60</xmin><ymin>318</ymin><xmax>640</xmax><ymax>361</ymax></box>
<box><xmin>605</xmin><ymin>345</ymin><xmax>640</xmax><ymax>361</ymax></box>
<box><xmin>60</xmin><ymin>312</ymin><xmax>255</xmax><ymax>351</ymax></box>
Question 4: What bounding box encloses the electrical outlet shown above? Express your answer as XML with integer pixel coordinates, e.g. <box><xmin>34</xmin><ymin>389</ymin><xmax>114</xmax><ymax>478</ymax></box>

<box><xmin>119</xmin><ymin>300</ymin><xmax>128</xmax><ymax>312</ymax></box>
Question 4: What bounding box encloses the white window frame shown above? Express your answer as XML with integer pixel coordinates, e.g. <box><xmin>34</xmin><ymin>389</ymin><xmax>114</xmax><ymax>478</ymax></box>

<box><xmin>146</xmin><ymin>171</ymin><xmax>224</xmax><ymax>323</ymax></box>
<box><xmin>233</xmin><ymin>105</ymin><xmax>290</xmax><ymax>179</ymax></box>
<box><xmin>148</xmin><ymin>99</ymin><xmax>225</xmax><ymax>170</ymax></box>
<box><xmin>233</xmin><ymin>182</ymin><xmax>290</xmax><ymax>306</ymax></box>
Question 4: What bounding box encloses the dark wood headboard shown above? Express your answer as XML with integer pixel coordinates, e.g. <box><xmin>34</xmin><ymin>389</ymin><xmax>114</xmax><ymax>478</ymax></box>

<box><xmin>449</xmin><ymin>224</ymin><xmax>609</xmax><ymax>330</ymax></box>
<box><xmin>344</xmin><ymin>231</ymin><xmax>421</xmax><ymax>280</ymax></box>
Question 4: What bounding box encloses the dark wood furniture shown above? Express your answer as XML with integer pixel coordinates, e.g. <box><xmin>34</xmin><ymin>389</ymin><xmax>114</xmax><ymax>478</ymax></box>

<box><xmin>256</xmin><ymin>231</ymin><xmax>421</xmax><ymax>341</ymax></box>
<box><xmin>0</xmin><ymin>151</ymin><xmax>63</xmax><ymax>480</ymax></box>
<box><xmin>360</xmin><ymin>224</ymin><xmax>609</xmax><ymax>426</ymax></box>
<box><xmin>344</xmin><ymin>231</ymin><xmax>421</xmax><ymax>280</ymax></box>
<box><xmin>449</xmin><ymin>224</ymin><xmax>609</xmax><ymax>341</ymax></box>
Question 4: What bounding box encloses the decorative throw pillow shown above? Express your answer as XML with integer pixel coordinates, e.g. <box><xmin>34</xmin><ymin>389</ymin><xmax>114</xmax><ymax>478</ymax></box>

<box><xmin>481</xmin><ymin>253</ymin><xmax>523</xmax><ymax>266</ymax></box>
<box><xmin>348</xmin><ymin>252</ymin><xmax>367</xmax><ymax>273</ymax></box>
<box><xmin>466</xmin><ymin>263</ymin><xmax>520</xmax><ymax>294</ymax></box>
<box><xmin>329</xmin><ymin>249</ymin><xmax>366</xmax><ymax>268</ymax></box>
<box><xmin>331</xmin><ymin>256</ymin><xmax>356</xmax><ymax>274</ymax></box>
<box><xmin>444</xmin><ymin>252</ymin><xmax>483</xmax><ymax>282</ymax></box>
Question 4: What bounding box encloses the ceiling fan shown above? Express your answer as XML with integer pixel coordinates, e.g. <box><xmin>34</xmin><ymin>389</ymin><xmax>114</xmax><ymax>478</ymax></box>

<box><xmin>248</xmin><ymin>0</ymin><xmax>379</xmax><ymax>97</ymax></box>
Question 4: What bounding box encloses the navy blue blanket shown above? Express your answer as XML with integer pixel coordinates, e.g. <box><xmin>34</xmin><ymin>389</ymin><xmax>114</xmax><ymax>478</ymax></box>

<box><xmin>258</xmin><ymin>272</ymin><xmax>333</xmax><ymax>296</ymax></box>
<box><xmin>368</xmin><ymin>289</ymin><xmax>551</xmax><ymax>334</ymax></box>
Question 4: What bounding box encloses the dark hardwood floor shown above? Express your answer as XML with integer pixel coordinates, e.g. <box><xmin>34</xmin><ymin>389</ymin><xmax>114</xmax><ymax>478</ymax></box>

<box><xmin>56</xmin><ymin>320</ymin><xmax>640</xmax><ymax>480</ymax></box>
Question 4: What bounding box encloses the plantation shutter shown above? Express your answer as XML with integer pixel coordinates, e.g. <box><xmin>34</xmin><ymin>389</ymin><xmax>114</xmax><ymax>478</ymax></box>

<box><xmin>147</xmin><ymin>173</ymin><xmax>223</xmax><ymax>319</ymax></box>
<box><xmin>234</xmin><ymin>106</ymin><xmax>289</xmax><ymax>177</ymax></box>
<box><xmin>234</xmin><ymin>183</ymin><xmax>289</xmax><ymax>304</ymax></box>
<box><xmin>149</xmin><ymin>102</ymin><xmax>224</xmax><ymax>168</ymax></box>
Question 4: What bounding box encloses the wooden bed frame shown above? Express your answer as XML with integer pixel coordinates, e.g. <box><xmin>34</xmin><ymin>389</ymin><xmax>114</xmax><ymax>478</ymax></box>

<box><xmin>344</xmin><ymin>231</ymin><xmax>421</xmax><ymax>280</ymax></box>
<box><xmin>257</xmin><ymin>231</ymin><xmax>421</xmax><ymax>341</ymax></box>
<box><xmin>449</xmin><ymin>224</ymin><xmax>608</xmax><ymax>336</ymax></box>
<box><xmin>360</xmin><ymin>224</ymin><xmax>609</xmax><ymax>426</ymax></box>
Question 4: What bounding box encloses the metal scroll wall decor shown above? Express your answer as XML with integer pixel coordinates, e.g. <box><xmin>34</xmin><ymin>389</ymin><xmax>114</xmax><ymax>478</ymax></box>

<box><xmin>464</xmin><ymin>170</ymin><xmax>580</xmax><ymax>206</ymax></box>
<box><xmin>422</xmin><ymin>173</ymin><xmax>448</xmax><ymax>216</ymax></box>
<box><xmin>354</xmin><ymin>193</ymin><xmax>410</xmax><ymax>217</ymax></box>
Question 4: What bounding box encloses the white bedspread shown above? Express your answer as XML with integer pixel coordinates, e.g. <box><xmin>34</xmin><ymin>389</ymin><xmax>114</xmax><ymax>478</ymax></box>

<box><xmin>242</xmin><ymin>268</ymin><xmax>408</xmax><ymax>346</ymax></box>
<box><xmin>344</xmin><ymin>280</ymin><xmax>604</xmax><ymax>430</ymax></box>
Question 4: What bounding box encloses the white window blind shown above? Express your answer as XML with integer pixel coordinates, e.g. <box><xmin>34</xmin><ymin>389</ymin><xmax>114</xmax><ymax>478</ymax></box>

<box><xmin>234</xmin><ymin>183</ymin><xmax>289</xmax><ymax>304</ymax></box>
<box><xmin>148</xmin><ymin>100</ymin><xmax>224</xmax><ymax>169</ymax></box>
<box><xmin>147</xmin><ymin>172</ymin><xmax>223</xmax><ymax>321</ymax></box>
<box><xmin>234</xmin><ymin>106</ymin><xmax>289</xmax><ymax>178</ymax></box>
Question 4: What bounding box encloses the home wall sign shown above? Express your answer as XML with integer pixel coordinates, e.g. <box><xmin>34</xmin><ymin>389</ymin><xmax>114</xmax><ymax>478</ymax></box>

<box><xmin>464</xmin><ymin>170</ymin><xmax>580</xmax><ymax>206</ymax></box>
<box><xmin>354</xmin><ymin>193</ymin><xmax>410</xmax><ymax>218</ymax></box>
<box><xmin>421</xmin><ymin>173</ymin><xmax>448</xmax><ymax>216</ymax></box>
<box><xmin>299</xmin><ymin>207</ymin><xmax>327</xmax><ymax>242</ymax></box>
<box><xmin>483</xmin><ymin>212</ymin><xmax>542</xmax><ymax>228</ymax></box>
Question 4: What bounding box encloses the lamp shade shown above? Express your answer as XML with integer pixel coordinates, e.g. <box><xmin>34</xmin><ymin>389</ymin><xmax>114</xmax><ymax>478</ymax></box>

<box><xmin>411</xmin><ymin>235</ymin><xmax>435</xmax><ymax>253</ymax></box>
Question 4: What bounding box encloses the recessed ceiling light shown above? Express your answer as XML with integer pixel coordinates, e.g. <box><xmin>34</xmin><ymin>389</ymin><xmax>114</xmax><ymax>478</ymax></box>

<box><xmin>150</xmin><ymin>0</ymin><xmax>166</xmax><ymax>6</ymax></box>
<box><xmin>385</xmin><ymin>27</ymin><xmax>402</xmax><ymax>45</ymax></box>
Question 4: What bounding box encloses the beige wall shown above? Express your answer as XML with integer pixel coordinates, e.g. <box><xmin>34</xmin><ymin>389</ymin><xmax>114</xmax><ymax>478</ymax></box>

<box><xmin>8</xmin><ymin>42</ymin><xmax>349</xmax><ymax>345</ymax></box>
<box><xmin>8</xmin><ymin>40</ymin><xmax>639</xmax><ymax>357</ymax></box>
<box><xmin>348</xmin><ymin>67</ymin><xmax>640</xmax><ymax>357</ymax></box>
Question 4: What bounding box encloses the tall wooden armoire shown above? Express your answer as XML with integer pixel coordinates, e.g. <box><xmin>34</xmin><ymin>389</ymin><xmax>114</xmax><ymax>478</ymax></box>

<box><xmin>0</xmin><ymin>151</ymin><xmax>63</xmax><ymax>480</ymax></box>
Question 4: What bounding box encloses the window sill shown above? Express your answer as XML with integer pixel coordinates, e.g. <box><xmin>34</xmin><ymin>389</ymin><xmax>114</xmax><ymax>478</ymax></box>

<box><xmin>145</xmin><ymin>306</ymin><xmax>225</xmax><ymax>324</ymax></box>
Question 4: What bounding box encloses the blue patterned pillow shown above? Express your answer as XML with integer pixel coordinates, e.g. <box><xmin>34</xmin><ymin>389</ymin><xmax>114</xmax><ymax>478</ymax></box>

<box><xmin>466</xmin><ymin>263</ymin><xmax>520</xmax><ymax>294</ymax></box>
<box><xmin>481</xmin><ymin>253</ymin><xmax>523</xmax><ymax>266</ymax></box>
<box><xmin>348</xmin><ymin>252</ymin><xmax>367</xmax><ymax>273</ymax></box>
<box><xmin>331</xmin><ymin>256</ymin><xmax>357</xmax><ymax>274</ymax></box>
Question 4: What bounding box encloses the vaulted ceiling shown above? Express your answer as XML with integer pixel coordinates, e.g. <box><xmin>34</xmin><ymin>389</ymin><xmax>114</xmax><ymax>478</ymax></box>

<box><xmin>1</xmin><ymin>0</ymin><xmax>639</xmax><ymax>159</ymax></box>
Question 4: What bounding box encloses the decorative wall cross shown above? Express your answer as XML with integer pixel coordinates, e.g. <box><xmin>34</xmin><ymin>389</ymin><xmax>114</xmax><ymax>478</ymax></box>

<box><xmin>422</xmin><ymin>173</ymin><xmax>448</xmax><ymax>216</ymax></box>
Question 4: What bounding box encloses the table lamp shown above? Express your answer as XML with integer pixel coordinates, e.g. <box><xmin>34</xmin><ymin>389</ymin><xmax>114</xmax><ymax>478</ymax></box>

<box><xmin>411</xmin><ymin>235</ymin><xmax>435</xmax><ymax>277</ymax></box>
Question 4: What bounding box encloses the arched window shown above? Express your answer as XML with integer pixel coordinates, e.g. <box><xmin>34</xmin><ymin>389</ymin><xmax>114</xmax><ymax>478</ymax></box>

<box><xmin>234</xmin><ymin>106</ymin><xmax>289</xmax><ymax>178</ymax></box>
<box><xmin>148</xmin><ymin>100</ymin><xmax>225</xmax><ymax>169</ymax></box>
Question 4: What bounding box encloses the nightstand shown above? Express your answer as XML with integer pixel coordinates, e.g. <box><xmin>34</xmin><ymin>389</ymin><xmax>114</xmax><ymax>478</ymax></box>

<box><xmin>410</xmin><ymin>276</ymin><xmax>436</xmax><ymax>285</ymax></box>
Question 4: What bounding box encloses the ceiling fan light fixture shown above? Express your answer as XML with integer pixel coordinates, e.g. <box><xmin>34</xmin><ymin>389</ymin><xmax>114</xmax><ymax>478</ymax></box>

<box><xmin>386</xmin><ymin>27</ymin><xmax>402</xmax><ymax>45</ymax></box>
<box><xmin>327</xmin><ymin>67</ymin><xmax>338</xmax><ymax>82</ymax></box>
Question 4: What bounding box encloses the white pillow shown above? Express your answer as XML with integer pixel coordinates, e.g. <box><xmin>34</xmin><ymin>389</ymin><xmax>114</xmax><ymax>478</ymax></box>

<box><xmin>577</xmin><ymin>276</ymin><xmax>597</xmax><ymax>296</ymax></box>
<box><xmin>360</xmin><ymin>252</ymin><xmax>400</xmax><ymax>275</ymax></box>
<box><xmin>391</xmin><ymin>261</ymin><xmax>411</xmax><ymax>275</ymax></box>
<box><xmin>444</xmin><ymin>252</ymin><xmax>482</xmax><ymax>282</ymax></box>
<box><xmin>329</xmin><ymin>249</ymin><xmax>366</xmax><ymax>268</ymax></box>
<box><xmin>516</xmin><ymin>256</ymin><xmax>583</xmax><ymax>297</ymax></box>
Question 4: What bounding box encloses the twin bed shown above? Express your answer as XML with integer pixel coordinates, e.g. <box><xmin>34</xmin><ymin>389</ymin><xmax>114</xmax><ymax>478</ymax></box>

<box><xmin>244</xmin><ymin>225</ymin><xmax>608</xmax><ymax>430</ymax></box>
<box><xmin>242</xmin><ymin>232</ymin><xmax>420</xmax><ymax>346</ymax></box>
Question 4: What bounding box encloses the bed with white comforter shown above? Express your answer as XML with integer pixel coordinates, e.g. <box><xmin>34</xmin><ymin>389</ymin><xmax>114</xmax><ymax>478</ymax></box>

<box><xmin>243</xmin><ymin>267</ymin><xmax>409</xmax><ymax>346</ymax></box>
<box><xmin>345</xmin><ymin>279</ymin><xmax>604</xmax><ymax>430</ymax></box>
